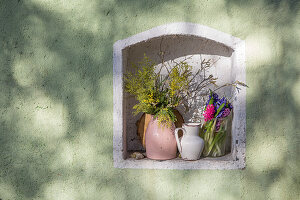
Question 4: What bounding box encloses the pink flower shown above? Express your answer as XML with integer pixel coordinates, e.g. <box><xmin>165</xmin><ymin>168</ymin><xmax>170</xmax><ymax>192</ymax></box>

<box><xmin>203</xmin><ymin>104</ymin><xmax>215</xmax><ymax>121</ymax></box>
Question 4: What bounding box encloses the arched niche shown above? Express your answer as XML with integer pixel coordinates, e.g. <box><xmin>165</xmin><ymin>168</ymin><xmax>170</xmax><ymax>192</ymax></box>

<box><xmin>113</xmin><ymin>22</ymin><xmax>246</xmax><ymax>170</ymax></box>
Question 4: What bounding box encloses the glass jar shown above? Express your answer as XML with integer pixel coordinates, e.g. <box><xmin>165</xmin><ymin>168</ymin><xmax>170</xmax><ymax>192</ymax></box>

<box><xmin>200</xmin><ymin>112</ymin><xmax>232</xmax><ymax>157</ymax></box>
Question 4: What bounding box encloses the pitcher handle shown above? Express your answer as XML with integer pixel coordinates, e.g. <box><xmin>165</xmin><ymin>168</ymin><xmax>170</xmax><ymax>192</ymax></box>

<box><xmin>175</xmin><ymin>128</ymin><xmax>186</xmax><ymax>155</ymax></box>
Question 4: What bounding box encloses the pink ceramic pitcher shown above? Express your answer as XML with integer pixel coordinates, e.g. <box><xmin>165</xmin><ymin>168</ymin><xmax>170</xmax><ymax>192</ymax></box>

<box><xmin>145</xmin><ymin>115</ymin><xmax>177</xmax><ymax>160</ymax></box>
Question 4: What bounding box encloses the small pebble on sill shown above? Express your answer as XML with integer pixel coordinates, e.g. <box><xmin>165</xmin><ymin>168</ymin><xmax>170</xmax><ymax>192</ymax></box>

<box><xmin>130</xmin><ymin>152</ymin><xmax>145</xmax><ymax>160</ymax></box>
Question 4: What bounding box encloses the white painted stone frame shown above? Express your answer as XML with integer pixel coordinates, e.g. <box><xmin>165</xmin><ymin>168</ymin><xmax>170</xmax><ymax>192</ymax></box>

<box><xmin>113</xmin><ymin>22</ymin><xmax>246</xmax><ymax>170</ymax></box>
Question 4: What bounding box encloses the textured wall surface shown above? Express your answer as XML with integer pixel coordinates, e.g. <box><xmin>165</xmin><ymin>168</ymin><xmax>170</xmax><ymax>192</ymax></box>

<box><xmin>0</xmin><ymin>0</ymin><xmax>299</xmax><ymax>199</ymax></box>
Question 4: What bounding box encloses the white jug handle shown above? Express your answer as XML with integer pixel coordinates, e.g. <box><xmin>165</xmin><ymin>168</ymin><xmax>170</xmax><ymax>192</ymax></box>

<box><xmin>175</xmin><ymin>128</ymin><xmax>186</xmax><ymax>155</ymax></box>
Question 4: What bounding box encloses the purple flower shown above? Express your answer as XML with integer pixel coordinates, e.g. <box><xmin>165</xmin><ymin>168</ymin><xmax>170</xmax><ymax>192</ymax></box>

<box><xmin>221</xmin><ymin>108</ymin><xmax>231</xmax><ymax>118</ymax></box>
<box><xmin>212</xmin><ymin>93</ymin><xmax>219</xmax><ymax>101</ymax></box>
<box><xmin>216</xmin><ymin>119</ymin><xmax>221</xmax><ymax>131</ymax></box>
<box><xmin>206</xmin><ymin>92</ymin><xmax>219</xmax><ymax>106</ymax></box>
<box><xmin>215</xmin><ymin>97</ymin><xmax>227</xmax><ymax>118</ymax></box>
<box><xmin>206</xmin><ymin>92</ymin><xmax>233</xmax><ymax>119</ymax></box>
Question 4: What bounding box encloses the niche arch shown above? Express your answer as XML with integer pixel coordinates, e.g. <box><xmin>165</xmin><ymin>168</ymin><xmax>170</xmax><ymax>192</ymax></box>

<box><xmin>113</xmin><ymin>22</ymin><xmax>246</xmax><ymax>170</ymax></box>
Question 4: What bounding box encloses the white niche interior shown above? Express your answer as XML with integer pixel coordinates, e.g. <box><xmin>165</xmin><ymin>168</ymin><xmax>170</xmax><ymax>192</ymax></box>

<box><xmin>113</xmin><ymin>22</ymin><xmax>246</xmax><ymax>170</ymax></box>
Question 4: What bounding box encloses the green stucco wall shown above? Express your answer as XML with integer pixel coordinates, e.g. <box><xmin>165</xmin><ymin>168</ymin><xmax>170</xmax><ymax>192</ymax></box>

<box><xmin>0</xmin><ymin>0</ymin><xmax>299</xmax><ymax>199</ymax></box>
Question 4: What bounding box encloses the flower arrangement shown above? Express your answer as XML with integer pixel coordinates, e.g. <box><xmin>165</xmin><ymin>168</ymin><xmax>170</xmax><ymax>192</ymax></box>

<box><xmin>124</xmin><ymin>55</ymin><xmax>194</xmax><ymax>127</ymax></box>
<box><xmin>125</xmin><ymin>51</ymin><xmax>246</xmax><ymax>127</ymax></box>
<box><xmin>201</xmin><ymin>91</ymin><xmax>233</xmax><ymax>157</ymax></box>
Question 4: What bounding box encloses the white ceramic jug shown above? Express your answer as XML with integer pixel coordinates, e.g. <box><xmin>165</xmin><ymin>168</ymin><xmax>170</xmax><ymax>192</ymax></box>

<box><xmin>175</xmin><ymin>123</ymin><xmax>204</xmax><ymax>160</ymax></box>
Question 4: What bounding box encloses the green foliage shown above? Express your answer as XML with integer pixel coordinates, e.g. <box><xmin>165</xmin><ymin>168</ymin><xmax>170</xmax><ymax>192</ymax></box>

<box><xmin>124</xmin><ymin>55</ymin><xmax>193</xmax><ymax>127</ymax></box>
<box><xmin>154</xmin><ymin>107</ymin><xmax>177</xmax><ymax>128</ymax></box>
<box><xmin>169</xmin><ymin>62</ymin><xmax>192</xmax><ymax>98</ymax></box>
<box><xmin>124</xmin><ymin>55</ymin><xmax>157</xmax><ymax>115</ymax></box>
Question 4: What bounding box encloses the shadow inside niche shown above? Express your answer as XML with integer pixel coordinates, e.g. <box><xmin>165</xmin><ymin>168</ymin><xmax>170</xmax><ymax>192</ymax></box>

<box><xmin>124</xmin><ymin>35</ymin><xmax>234</xmax><ymax>65</ymax></box>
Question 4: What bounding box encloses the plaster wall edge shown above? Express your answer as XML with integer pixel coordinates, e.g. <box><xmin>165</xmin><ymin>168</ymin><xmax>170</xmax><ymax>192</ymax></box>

<box><xmin>113</xmin><ymin>22</ymin><xmax>243</xmax><ymax>51</ymax></box>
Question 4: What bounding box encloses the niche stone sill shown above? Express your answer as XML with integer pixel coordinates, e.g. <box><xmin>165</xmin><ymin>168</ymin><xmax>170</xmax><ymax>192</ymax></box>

<box><xmin>118</xmin><ymin>152</ymin><xmax>244</xmax><ymax>170</ymax></box>
<box><xmin>113</xmin><ymin>22</ymin><xmax>246</xmax><ymax>170</ymax></box>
